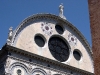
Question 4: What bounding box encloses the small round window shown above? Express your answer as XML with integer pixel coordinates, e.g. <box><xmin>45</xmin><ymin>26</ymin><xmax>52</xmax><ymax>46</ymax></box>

<box><xmin>73</xmin><ymin>49</ymin><xmax>82</xmax><ymax>61</ymax></box>
<box><xmin>35</xmin><ymin>35</ymin><xmax>45</xmax><ymax>47</ymax></box>
<box><xmin>55</xmin><ymin>24</ymin><xmax>64</xmax><ymax>34</ymax></box>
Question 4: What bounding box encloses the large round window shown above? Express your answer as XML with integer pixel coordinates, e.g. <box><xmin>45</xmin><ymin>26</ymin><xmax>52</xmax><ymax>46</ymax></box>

<box><xmin>73</xmin><ymin>49</ymin><xmax>82</xmax><ymax>61</ymax></box>
<box><xmin>48</xmin><ymin>36</ymin><xmax>70</xmax><ymax>62</ymax></box>
<box><xmin>35</xmin><ymin>35</ymin><xmax>45</xmax><ymax>47</ymax></box>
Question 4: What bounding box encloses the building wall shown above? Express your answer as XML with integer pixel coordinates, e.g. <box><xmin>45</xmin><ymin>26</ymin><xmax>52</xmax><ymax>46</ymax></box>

<box><xmin>5</xmin><ymin>52</ymin><xmax>81</xmax><ymax>75</ymax></box>
<box><xmin>88</xmin><ymin>0</ymin><xmax>100</xmax><ymax>75</ymax></box>
<box><xmin>0</xmin><ymin>45</ymin><xmax>94</xmax><ymax>75</ymax></box>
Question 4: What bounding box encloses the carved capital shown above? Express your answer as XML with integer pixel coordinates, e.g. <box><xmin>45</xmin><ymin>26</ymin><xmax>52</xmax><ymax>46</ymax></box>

<box><xmin>5</xmin><ymin>58</ymin><xmax>11</xmax><ymax>68</ymax></box>
<box><xmin>47</xmin><ymin>70</ymin><xmax>51</xmax><ymax>75</ymax></box>
<box><xmin>28</xmin><ymin>64</ymin><xmax>33</xmax><ymax>72</ymax></box>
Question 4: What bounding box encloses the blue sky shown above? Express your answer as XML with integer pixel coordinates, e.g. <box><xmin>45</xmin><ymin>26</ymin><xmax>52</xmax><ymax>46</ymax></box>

<box><xmin>0</xmin><ymin>0</ymin><xmax>91</xmax><ymax>48</ymax></box>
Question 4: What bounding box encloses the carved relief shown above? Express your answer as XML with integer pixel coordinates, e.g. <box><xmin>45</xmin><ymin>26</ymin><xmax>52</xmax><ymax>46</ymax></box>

<box><xmin>5</xmin><ymin>58</ymin><xmax>11</xmax><ymax>68</ymax></box>
<box><xmin>41</xmin><ymin>22</ymin><xmax>53</xmax><ymax>35</ymax></box>
<box><xmin>68</xmin><ymin>33</ymin><xmax>77</xmax><ymax>47</ymax></box>
<box><xmin>9</xmin><ymin>62</ymin><xmax>29</xmax><ymax>75</ymax></box>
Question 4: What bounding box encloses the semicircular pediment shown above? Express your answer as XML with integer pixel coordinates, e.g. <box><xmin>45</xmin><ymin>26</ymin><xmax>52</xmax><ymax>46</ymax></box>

<box><xmin>9</xmin><ymin>13</ymin><xmax>93</xmax><ymax>73</ymax></box>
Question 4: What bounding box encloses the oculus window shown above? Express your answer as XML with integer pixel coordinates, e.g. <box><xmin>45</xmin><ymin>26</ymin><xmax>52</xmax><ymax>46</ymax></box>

<box><xmin>48</xmin><ymin>36</ymin><xmax>69</xmax><ymax>62</ymax></box>
<box><xmin>73</xmin><ymin>49</ymin><xmax>81</xmax><ymax>61</ymax></box>
<box><xmin>35</xmin><ymin>35</ymin><xmax>45</xmax><ymax>47</ymax></box>
<box><xmin>55</xmin><ymin>24</ymin><xmax>64</xmax><ymax>34</ymax></box>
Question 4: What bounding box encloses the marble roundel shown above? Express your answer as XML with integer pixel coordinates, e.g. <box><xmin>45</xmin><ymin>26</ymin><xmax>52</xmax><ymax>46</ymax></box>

<box><xmin>68</xmin><ymin>33</ymin><xmax>77</xmax><ymax>46</ymax></box>
<box><xmin>10</xmin><ymin>66</ymin><xmax>28</xmax><ymax>75</ymax></box>
<box><xmin>41</xmin><ymin>22</ymin><xmax>53</xmax><ymax>35</ymax></box>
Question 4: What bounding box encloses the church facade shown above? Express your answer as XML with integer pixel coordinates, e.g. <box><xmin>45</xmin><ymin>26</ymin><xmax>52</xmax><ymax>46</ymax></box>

<box><xmin>0</xmin><ymin>4</ymin><xmax>94</xmax><ymax>75</ymax></box>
